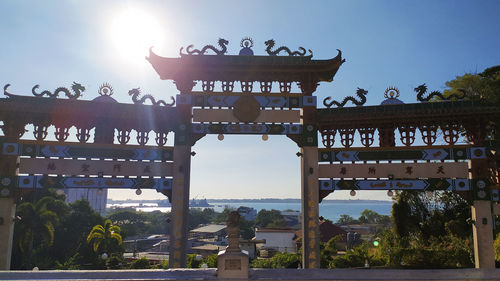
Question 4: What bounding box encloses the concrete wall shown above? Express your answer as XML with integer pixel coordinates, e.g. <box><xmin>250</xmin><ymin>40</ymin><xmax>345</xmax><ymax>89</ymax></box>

<box><xmin>1</xmin><ymin>268</ymin><xmax>500</xmax><ymax>281</ymax></box>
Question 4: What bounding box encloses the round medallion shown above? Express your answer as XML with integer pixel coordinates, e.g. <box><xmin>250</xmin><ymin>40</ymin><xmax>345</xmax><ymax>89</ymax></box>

<box><xmin>477</xmin><ymin>180</ymin><xmax>486</xmax><ymax>189</ymax></box>
<box><xmin>5</xmin><ymin>145</ymin><xmax>15</xmax><ymax>153</ymax></box>
<box><xmin>233</xmin><ymin>96</ymin><xmax>261</xmax><ymax>123</ymax></box>
<box><xmin>1</xmin><ymin>178</ymin><xmax>11</xmax><ymax>186</ymax></box>
<box><xmin>473</xmin><ymin>149</ymin><xmax>483</xmax><ymax>157</ymax></box>
<box><xmin>456</xmin><ymin>150</ymin><xmax>464</xmax><ymax>157</ymax></box>
<box><xmin>262</xmin><ymin>134</ymin><xmax>269</xmax><ymax>141</ymax></box>
<box><xmin>0</xmin><ymin>188</ymin><xmax>10</xmax><ymax>197</ymax></box>
<box><xmin>477</xmin><ymin>190</ymin><xmax>486</xmax><ymax>199</ymax></box>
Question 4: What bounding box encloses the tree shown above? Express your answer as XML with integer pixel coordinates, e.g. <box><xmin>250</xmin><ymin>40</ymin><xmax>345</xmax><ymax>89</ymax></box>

<box><xmin>444</xmin><ymin>65</ymin><xmax>500</xmax><ymax>102</ymax></box>
<box><xmin>336</xmin><ymin>214</ymin><xmax>357</xmax><ymax>225</ymax></box>
<box><xmin>254</xmin><ymin>209</ymin><xmax>287</xmax><ymax>228</ymax></box>
<box><xmin>86</xmin><ymin>219</ymin><xmax>123</xmax><ymax>256</ymax></box>
<box><xmin>386</xmin><ymin>191</ymin><xmax>474</xmax><ymax>268</ymax></box>
<box><xmin>108</xmin><ymin>210</ymin><xmax>146</xmax><ymax>237</ymax></box>
<box><xmin>52</xmin><ymin>199</ymin><xmax>104</xmax><ymax>269</ymax></box>
<box><xmin>14</xmin><ymin>196</ymin><xmax>64</xmax><ymax>269</ymax></box>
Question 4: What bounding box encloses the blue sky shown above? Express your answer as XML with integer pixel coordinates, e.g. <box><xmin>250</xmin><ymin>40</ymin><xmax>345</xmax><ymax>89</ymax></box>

<box><xmin>1</xmin><ymin>1</ymin><xmax>499</xmax><ymax>201</ymax></box>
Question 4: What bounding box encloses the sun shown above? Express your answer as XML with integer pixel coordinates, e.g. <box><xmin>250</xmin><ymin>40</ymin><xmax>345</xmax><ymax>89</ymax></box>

<box><xmin>110</xmin><ymin>7</ymin><xmax>164</xmax><ymax>63</ymax></box>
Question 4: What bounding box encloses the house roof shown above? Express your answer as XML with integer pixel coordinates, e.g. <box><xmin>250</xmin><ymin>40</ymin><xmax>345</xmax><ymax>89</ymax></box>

<box><xmin>295</xmin><ymin>220</ymin><xmax>347</xmax><ymax>242</ymax></box>
<box><xmin>255</xmin><ymin>228</ymin><xmax>296</xmax><ymax>233</ymax></box>
<box><xmin>191</xmin><ymin>224</ymin><xmax>226</xmax><ymax>233</ymax></box>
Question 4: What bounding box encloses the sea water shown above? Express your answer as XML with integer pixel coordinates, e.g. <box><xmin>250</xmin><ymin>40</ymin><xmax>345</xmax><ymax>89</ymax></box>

<box><xmin>125</xmin><ymin>200</ymin><xmax>393</xmax><ymax>223</ymax></box>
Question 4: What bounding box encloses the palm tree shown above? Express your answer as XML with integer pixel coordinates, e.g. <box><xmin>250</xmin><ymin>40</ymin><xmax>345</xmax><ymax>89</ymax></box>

<box><xmin>86</xmin><ymin>219</ymin><xmax>123</xmax><ymax>255</ymax></box>
<box><xmin>15</xmin><ymin>196</ymin><xmax>60</xmax><ymax>269</ymax></box>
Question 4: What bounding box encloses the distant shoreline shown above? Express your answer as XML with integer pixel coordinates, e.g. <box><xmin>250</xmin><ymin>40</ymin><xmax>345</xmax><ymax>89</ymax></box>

<box><xmin>206</xmin><ymin>199</ymin><xmax>392</xmax><ymax>204</ymax></box>
<box><xmin>108</xmin><ymin>198</ymin><xmax>393</xmax><ymax>204</ymax></box>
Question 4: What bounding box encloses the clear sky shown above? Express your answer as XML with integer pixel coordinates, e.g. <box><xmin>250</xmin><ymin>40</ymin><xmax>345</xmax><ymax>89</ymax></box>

<box><xmin>1</xmin><ymin>1</ymin><xmax>499</xmax><ymax>201</ymax></box>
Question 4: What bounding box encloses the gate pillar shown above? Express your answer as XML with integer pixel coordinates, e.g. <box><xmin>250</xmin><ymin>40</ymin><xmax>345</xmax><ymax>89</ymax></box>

<box><xmin>0</xmin><ymin>197</ymin><xmax>15</xmax><ymax>270</ymax></box>
<box><xmin>170</xmin><ymin>144</ymin><xmax>192</xmax><ymax>268</ymax></box>
<box><xmin>470</xmin><ymin>157</ymin><xmax>495</xmax><ymax>268</ymax></box>
<box><xmin>299</xmin><ymin>80</ymin><xmax>320</xmax><ymax>269</ymax></box>
<box><xmin>169</xmin><ymin>79</ymin><xmax>195</xmax><ymax>268</ymax></box>
<box><xmin>0</xmin><ymin>120</ymin><xmax>26</xmax><ymax>269</ymax></box>
<box><xmin>300</xmin><ymin>146</ymin><xmax>320</xmax><ymax>269</ymax></box>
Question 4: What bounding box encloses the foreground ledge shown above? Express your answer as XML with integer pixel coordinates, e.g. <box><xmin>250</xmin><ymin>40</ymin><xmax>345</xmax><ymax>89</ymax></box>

<box><xmin>0</xmin><ymin>268</ymin><xmax>500</xmax><ymax>281</ymax></box>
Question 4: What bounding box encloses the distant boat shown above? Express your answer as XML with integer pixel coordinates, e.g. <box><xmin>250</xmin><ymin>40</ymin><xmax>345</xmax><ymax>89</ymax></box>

<box><xmin>190</xmin><ymin>198</ymin><xmax>212</xmax><ymax>207</ymax></box>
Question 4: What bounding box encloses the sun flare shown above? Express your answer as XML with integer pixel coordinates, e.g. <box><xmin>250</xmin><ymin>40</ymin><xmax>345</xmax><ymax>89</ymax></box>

<box><xmin>110</xmin><ymin>7</ymin><xmax>164</xmax><ymax>63</ymax></box>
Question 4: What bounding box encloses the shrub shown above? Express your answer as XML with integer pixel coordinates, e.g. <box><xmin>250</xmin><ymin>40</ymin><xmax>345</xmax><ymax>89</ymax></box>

<box><xmin>129</xmin><ymin>257</ymin><xmax>151</xmax><ymax>269</ymax></box>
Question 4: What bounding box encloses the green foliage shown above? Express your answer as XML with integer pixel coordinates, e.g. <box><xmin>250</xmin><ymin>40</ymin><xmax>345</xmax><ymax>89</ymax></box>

<box><xmin>50</xmin><ymin>200</ymin><xmax>104</xmax><ymax>268</ymax></box>
<box><xmin>186</xmin><ymin>254</ymin><xmax>203</xmax><ymax>268</ymax></box>
<box><xmin>189</xmin><ymin>208</ymin><xmax>216</xmax><ymax>230</ymax></box>
<box><xmin>205</xmin><ymin>254</ymin><xmax>218</xmax><ymax>268</ymax></box>
<box><xmin>494</xmin><ymin>233</ymin><xmax>500</xmax><ymax>262</ymax></box>
<box><xmin>212</xmin><ymin>207</ymin><xmax>234</xmax><ymax>224</ymax></box>
<box><xmin>383</xmin><ymin>191</ymin><xmax>474</xmax><ymax>268</ymax></box>
<box><xmin>106</xmin><ymin>254</ymin><xmax>124</xmax><ymax>269</ymax></box>
<box><xmin>255</xmin><ymin>209</ymin><xmax>287</xmax><ymax>228</ymax></box>
<box><xmin>320</xmin><ymin>235</ymin><xmax>341</xmax><ymax>268</ymax></box>
<box><xmin>129</xmin><ymin>257</ymin><xmax>151</xmax><ymax>269</ymax></box>
<box><xmin>336</xmin><ymin>214</ymin><xmax>358</xmax><ymax>225</ymax></box>
<box><xmin>185</xmin><ymin>254</ymin><xmax>218</xmax><ymax>268</ymax></box>
<box><xmin>251</xmin><ymin>252</ymin><xmax>301</xmax><ymax>268</ymax></box>
<box><xmin>444</xmin><ymin>65</ymin><xmax>500</xmax><ymax>103</ymax></box>
<box><xmin>87</xmin><ymin>219</ymin><xmax>123</xmax><ymax>256</ymax></box>
<box><xmin>13</xmin><ymin>196</ymin><xmax>66</xmax><ymax>269</ymax></box>
<box><xmin>330</xmin><ymin>243</ymin><xmax>369</xmax><ymax>268</ymax></box>
<box><xmin>107</xmin><ymin>209</ymin><xmax>171</xmax><ymax>238</ymax></box>
<box><xmin>108</xmin><ymin>210</ymin><xmax>146</xmax><ymax>237</ymax></box>
<box><xmin>152</xmin><ymin>259</ymin><xmax>169</xmax><ymax>269</ymax></box>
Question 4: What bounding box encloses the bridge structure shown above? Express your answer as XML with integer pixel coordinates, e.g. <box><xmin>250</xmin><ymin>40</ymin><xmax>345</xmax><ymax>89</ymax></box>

<box><xmin>0</xmin><ymin>37</ymin><xmax>499</xmax><ymax>271</ymax></box>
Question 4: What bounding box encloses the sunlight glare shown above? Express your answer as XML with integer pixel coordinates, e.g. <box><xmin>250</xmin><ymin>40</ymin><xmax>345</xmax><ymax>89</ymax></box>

<box><xmin>110</xmin><ymin>7</ymin><xmax>164</xmax><ymax>64</ymax></box>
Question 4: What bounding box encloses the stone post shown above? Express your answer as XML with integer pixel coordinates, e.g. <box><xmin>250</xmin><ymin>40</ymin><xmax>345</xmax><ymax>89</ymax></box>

<box><xmin>469</xmin><ymin>157</ymin><xmax>495</xmax><ymax>268</ymax></box>
<box><xmin>0</xmin><ymin>120</ymin><xmax>25</xmax><ymax>269</ymax></box>
<box><xmin>217</xmin><ymin>211</ymin><xmax>248</xmax><ymax>279</ymax></box>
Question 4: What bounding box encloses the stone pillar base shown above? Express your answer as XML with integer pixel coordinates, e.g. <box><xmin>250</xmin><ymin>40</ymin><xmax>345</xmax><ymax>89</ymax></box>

<box><xmin>217</xmin><ymin>250</ymin><xmax>249</xmax><ymax>279</ymax></box>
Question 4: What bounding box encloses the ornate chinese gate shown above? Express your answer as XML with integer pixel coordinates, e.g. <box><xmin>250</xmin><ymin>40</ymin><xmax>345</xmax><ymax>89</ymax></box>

<box><xmin>0</xmin><ymin>38</ymin><xmax>498</xmax><ymax>270</ymax></box>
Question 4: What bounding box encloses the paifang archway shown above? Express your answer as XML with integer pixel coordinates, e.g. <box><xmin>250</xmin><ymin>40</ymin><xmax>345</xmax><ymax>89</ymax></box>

<box><xmin>0</xmin><ymin>38</ymin><xmax>498</xmax><ymax>270</ymax></box>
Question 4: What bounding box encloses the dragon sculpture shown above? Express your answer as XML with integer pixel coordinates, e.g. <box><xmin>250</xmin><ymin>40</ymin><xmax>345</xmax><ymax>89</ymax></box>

<box><xmin>264</xmin><ymin>39</ymin><xmax>312</xmax><ymax>57</ymax></box>
<box><xmin>323</xmin><ymin>88</ymin><xmax>368</xmax><ymax>108</ymax></box>
<box><xmin>414</xmin><ymin>83</ymin><xmax>465</xmax><ymax>102</ymax></box>
<box><xmin>3</xmin><ymin>84</ymin><xmax>16</xmax><ymax>97</ymax></box>
<box><xmin>128</xmin><ymin>88</ymin><xmax>175</xmax><ymax>106</ymax></box>
<box><xmin>30</xmin><ymin>82</ymin><xmax>85</xmax><ymax>99</ymax></box>
<box><xmin>180</xmin><ymin>38</ymin><xmax>229</xmax><ymax>56</ymax></box>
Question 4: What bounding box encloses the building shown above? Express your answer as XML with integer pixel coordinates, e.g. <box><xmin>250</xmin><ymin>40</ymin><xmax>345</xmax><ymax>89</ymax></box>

<box><xmin>280</xmin><ymin>210</ymin><xmax>301</xmax><ymax>228</ymax></box>
<box><xmin>295</xmin><ymin>220</ymin><xmax>347</xmax><ymax>250</ymax></box>
<box><xmin>237</xmin><ymin>206</ymin><xmax>257</xmax><ymax>221</ymax></box>
<box><xmin>189</xmin><ymin>224</ymin><xmax>227</xmax><ymax>240</ymax></box>
<box><xmin>255</xmin><ymin>228</ymin><xmax>296</xmax><ymax>253</ymax></box>
<box><xmin>65</xmin><ymin>188</ymin><xmax>107</xmax><ymax>216</ymax></box>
